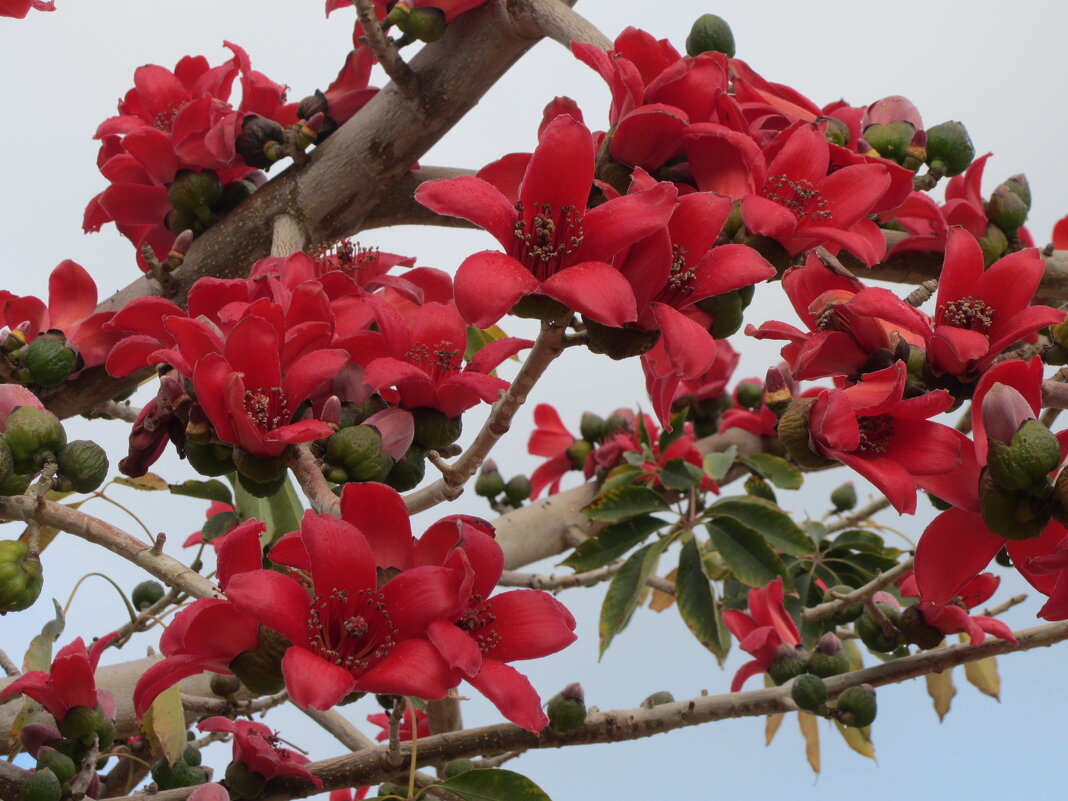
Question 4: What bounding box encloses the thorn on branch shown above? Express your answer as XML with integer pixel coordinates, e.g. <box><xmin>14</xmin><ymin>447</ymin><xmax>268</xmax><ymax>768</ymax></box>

<box><xmin>150</xmin><ymin>533</ymin><xmax>166</xmax><ymax>556</ymax></box>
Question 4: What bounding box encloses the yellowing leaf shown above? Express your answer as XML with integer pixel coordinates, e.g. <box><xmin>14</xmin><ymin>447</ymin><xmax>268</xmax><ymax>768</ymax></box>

<box><xmin>765</xmin><ymin>713</ymin><xmax>785</xmax><ymax>746</ymax></box>
<box><xmin>114</xmin><ymin>473</ymin><xmax>169</xmax><ymax>491</ymax></box>
<box><xmin>143</xmin><ymin>683</ymin><xmax>186</xmax><ymax>766</ymax></box>
<box><xmin>797</xmin><ymin>712</ymin><xmax>820</xmax><ymax>773</ymax></box>
<box><xmin>964</xmin><ymin>656</ymin><xmax>1001</xmax><ymax>700</ymax></box>
<box><xmin>649</xmin><ymin>569</ymin><xmax>677</xmax><ymax>612</ymax></box>
<box><xmin>925</xmin><ymin>668</ymin><xmax>956</xmax><ymax>722</ymax></box>
<box><xmin>841</xmin><ymin>637</ymin><xmax>864</xmax><ymax>671</ymax></box>
<box><xmin>834</xmin><ymin>721</ymin><xmax>876</xmax><ymax>761</ymax></box>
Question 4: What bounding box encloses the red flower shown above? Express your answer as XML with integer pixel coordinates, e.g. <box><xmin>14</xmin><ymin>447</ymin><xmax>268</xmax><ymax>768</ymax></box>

<box><xmin>414</xmin><ymin>514</ymin><xmax>577</xmax><ymax>732</ymax></box>
<box><xmin>360</xmin><ymin>300</ymin><xmax>530</xmax><ymax>417</ymax></box>
<box><xmin>527</xmin><ymin>404</ymin><xmax>582</xmax><ymax>499</ymax></box>
<box><xmin>197</xmin><ymin>717</ymin><xmax>322</xmax><ymax>789</ymax></box>
<box><xmin>924</xmin><ymin>227</ymin><xmax>1063</xmax><ymax>378</ymax></box>
<box><xmin>132</xmin><ymin>598</ymin><xmax>261</xmax><ymax>718</ymax></box>
<box><xmin>899</xmin><ymin>573</ymin><xmax>1015</xmax><ymax>646</ymax></box>
<box><xmin>225</xmin><ymin>484</ymin><xmax>466</xmax><ymax>710</ymax></box>
<box><xmin>722</xmin><ymin>577</ymin><xmax>800</xmax><ymax>692</ymax></box>
<box><xmin>806</xmin><ymin>362</ymin><xmax>959</xmax><ymax>514</ymax></box>
<box><xmin>415</xmin><ymin>114</ymin><xmax>677</xmax><ymax>328</ymax></box>
<box><xmin>1</xmin><ymin>634</ymin><xmax>118</xmax><ymax>724</ymax></box>
<box><xmin>365</xmin><ymin>707</ymin><xmax>430</xmax><ymax>742</ymax></box>
<box><xmin>0</xmin><ymin>0</ymin><xmax>53</xmax><ymax>17</ymax></box>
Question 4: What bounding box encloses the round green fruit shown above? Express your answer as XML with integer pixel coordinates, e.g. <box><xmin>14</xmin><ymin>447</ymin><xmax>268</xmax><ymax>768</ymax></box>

<box><xmin>20</xmin><ymin>768</ymin><xmax>62</xmax><ymax>801</ymax></box>
<box><xmin>855</xmin><ymin>603</ymin><xmax>903</xmax><ymax>653</ymax></box>
<box><xmin>22</xmin><ymin>338</ymin><xmax>77</xmax><ymax>388</ymax></box>
<box><xmin>131</xmin><ymin>580</ymin><xmax>165</xmax><ymax>611</ymax></box>
<box><xmin>325</xmin><ymin>425</ymin><xmax>393</xmax><ymax>482</ymax></box>
<box><xmin>685</xmin><ymin>13</ymin><xmax>736</xmax><ymax>57</ymax></box>
<box><xmin>56</xmin><ymin>440</ymin><xmax>108</xmax><ymax>493</ymax></box>
<box><xmin>791</xmin><ymin>674</ymin><xmax>828</xmax><ymax>713</ymax></box>
<box><xmin>835</xmin><ymin>684</ymin><xmax>877</xmax><ymax>728</ymax></box>
<box><xmin>4</xmin><ymin>407</ymin><xmax>66</xmax><ymax>473</ymax></box>
<box><xmin>0</xmin><ymin>540</ymin><xmax>43</xmax><ymax>614</ymax></box>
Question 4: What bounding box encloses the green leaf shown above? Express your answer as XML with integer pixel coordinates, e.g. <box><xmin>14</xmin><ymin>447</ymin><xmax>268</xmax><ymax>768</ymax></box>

<box><xmin>599</xmin><ymin>539</ymin><xmax>668</xmax><ymax>657</ymax></box>
<box><xmin>142</xmin><ymin>683</ymin><xmax>187</xmax><ymax>767</ymax></box>
<box><xmin>465</xmin><ymin>324</ymin><xmax>514</xmax><ymax>365</ymax></box>
<box><xmin>675</xmin><ymin>537</ymin><xmax>729</xmax><ymax>664</ymax></box>
<box><xmin>738</xmin><ymin>454</ymin><xmax>803</xmax><ymax>490</ymax></box>
<box><xmin>23</xmin><ymin>600</ymin><xmax>64</xmax><ymax>672</ymax></box>
<box><xmin>706</xmin><ymin>518</ymin><xmax>791</xmax><ymax>589</ymax></box>
<box><xmin>233</xmin><ymin>474</ymin><xmax>304</xmax><ymax>547</ymax></box>
<box><xmin>708</xmin><ymin>495</ymin><xmax>815</xmax><ymax>556</ymax></box>
<box><xmin>703</xmin><ymin>446</ymin><xmax>736</xmax><ymax>481</ymax></box>
<box><xmin>433</xmin><ymin>768</ymin><xmax>553</xmax><ymax>801</ymax></box>
<box><xmin>657</xmin><ymin>411</ymin><xmax>689</xmax><ymax>453</ymax></box>
<box><xmin>560</xmin><ymin>515</ymin><xmax>666</xmax><ymax>572</ymax></box>
<box><xmin>584</xmin><ymin>485</ymin><xmax>670</xmax><ymax>522</ymax></box>
<box><xmin>596</xmin><ymin>464</ymin><xmax>645</xmax><ymax>497</ymax></box>
<box><xmin>168</xmin><ymin>479</ymin><xmax>233</xmax><ymax>505</ymax></box>
<box><xmin>658</xmin><ymin>458</ymin><xmax>704</xmax><ymax>491</ymax></box>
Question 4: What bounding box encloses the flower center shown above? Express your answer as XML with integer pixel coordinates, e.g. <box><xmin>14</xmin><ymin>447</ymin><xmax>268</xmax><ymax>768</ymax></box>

<box><xmin>151</xmin><ymin>103</ymin><xmax>182</xmax><ymax>132</ymax></box>
<box><xmin>762</xmin><ymin>174</ymin><xmax>831</xmax><ymax>222</ymax></box>
<box><xmin>939</xmin><ymin>297</ymin><xmax>994</xmax><ymax>334</ymax></box>
<box><xmin>243</xmin><ymin>387</ymin><xmax>290</xmax><ymax>432</ymax></box>
<box><xmin>655</xmin><ymin>244</ymin><xmax>698</xmax><ymax>308</ymax></box>
<box><xmin>315</xmin><ymin>239</ymin><xmax>380</xmax><ymax>278</ymax></box>
<box><xmin>510</xmin><ymin>202</ymin><xmax>585</xmax><ymax>281</ymax></box>
<box><xmin>306</xmin><ymin>587</ymin><xmax>398</xmax><ymax>673</ymax></box>
<box><xmin>856</xmin><ymin>414</ymin><xmax>894</xmax><ymax>453</ymax></box>
<box><xmin>457</xmin><ymin>598</ymin><xmax>500</xmax><ymax>654</ymax></box>
<box><xmin>405</xmin><ymin>340</ymin><xmax>462</xmax><ymax>383</ymax></box>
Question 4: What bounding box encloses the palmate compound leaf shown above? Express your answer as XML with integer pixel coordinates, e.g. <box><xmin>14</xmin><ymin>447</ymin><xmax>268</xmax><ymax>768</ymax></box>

<box><xmin>705</xmin><ymin>517</ymin><xmax>791</xmax><ymax>590</ymax></box>
<box><xmin>584</xmin><ymin>484</ymin><xmax>672</xmax><ymax>522</ymax></box>
<box><xmin>560</xmin><ymin>515</ymin><xmax>667</xmax><ymax>572</ymax></box>
<box><xmin>707</xmin><ymin>495</ymin><xmax>815</xmax><ymax>557</ymax></box>
<box><xmin>675</xmin><ymin>536</ymin><xmax>730</xmax><ymax>664</ymax></box>
<box><xmin>599</xmin><ymin>538</ymin><xmax>668</xmax><ymax>657</ymax></box>
<box><xmin>431</xmin><ymin>768</ymin><xmax>553</xmax><ymax>801</ymax></box>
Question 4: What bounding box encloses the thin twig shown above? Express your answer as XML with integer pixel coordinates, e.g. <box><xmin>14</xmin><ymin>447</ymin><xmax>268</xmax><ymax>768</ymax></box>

<box><xmin>354</xmin><ymin>0</ymin><xmax>418</xmax><ymax>98</ymax></box>
<box><xmin>982</xmin><ymin>593</ymin><xmax>1028</xmax><ymax>618</ymax></box>
<box><xmin>289</xmin><ymin>443</ymin><xmax>339</xmax><ymax>515</ymax></box>
<box><xmin>82</xmin><ymin>401</ymin><xmax>141</xmax><ymax>423</ymax></box>
<box><xmin>301</xmin><ymin>707</ymin><xmax>375</xmax><ymax>751</ymax></box>
<box><xmin>499</xmin><ymin>563</ymin><xmax>675</xmax><ymax>595</ymax></box>
<box><xmin>0</xmin><ymin>650</ymin><xmax>18</xmax><ymax>677</ymax></box>
<box><xmin>826</xmin><ymin>497</ymin><xmax>892</xmax><ymax>533</ymax></box>
<box><xmin>801</xmin><ymin>557</ymin><xmax>914</xmax><ymax>623</ymax></box>
<box><xmin>179</xmin><ymin>690</ymin><xmax>289</xmax><ymax>717</ymax></box>
<box><xmin>403</xmin><ymin>319</ymin><xmax>568</xmax><ymax>514</ymax></box>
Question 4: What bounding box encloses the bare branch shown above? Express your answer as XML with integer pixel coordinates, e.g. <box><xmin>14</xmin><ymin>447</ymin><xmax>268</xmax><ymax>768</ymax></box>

<box><xmin>290</xmin><ymin>443</ymin><xmax>340</xmax><ymax>516</ymax></box>
<box><xmin>505</xmin><ymin>0</ymin><xmax>612</xmax><ymax>49</ymax></box>
<box><xmin>826</xmin><ymin>496</ymin><xmax>892</xmax><ymax>533</ymax></box>
<box><xmin>0</xmin><ymin>495</ymin><xmax>220</xmax><ymax>600</ymax></box>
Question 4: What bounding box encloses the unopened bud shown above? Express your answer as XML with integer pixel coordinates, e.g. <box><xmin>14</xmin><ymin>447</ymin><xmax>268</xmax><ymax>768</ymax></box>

<box><xmin>1004</xmin><ymin>173</ymin><xmax>1031</xmax><ymax>210</ymax></box>
<box><xmin>580</xmin><ymin>412</ymin><xmax>604</xmax><ymax>442</ymax></box>
<box><xmin>862</xmin><ymin>120</ymin><xmax>916</xmax><ymax>164</ymax></box>
<box><xmin>819</xmin><ymin>116</ymin><xmax>850</xmax><ymax>147</ymax></box>
<box><xmin>546</xmin><ymin>683</ymin><xmax>586</xmax><ymax>735</ymax></box>
<box><xmin>834</xmin><ymin>684</ymin><xmax>877</xmax><ymax>728</ymax></box>
<box><xmin>504</xmin><ymin>474</ymin><xmax>532</xmax><ymax>504</ymax></box>
<box><xmin>685</xmin><ymin>13</ymin><xmax>736</xmax><ymax>57</ymax></box>
<box><xmin>396</xmin><ymin>6</ymin><xmax>446</xmax><ymax>42</ymax></box>
<box><xmin>236</xmin><ymin>115</ymin><xmax>287</xmax><ymax>170</ymax></box>
<box><xmin>987</xmin><ymin>419</ymin><xmax>1061</xmax><ymax>491</ymax></box>
<box><xmin>808</xmin><ymin>633</ymin><xmax>851</xmax><ymax>677</ymax></box>
<box><xmin>986</xmin><ymin>184</ymin><xmax>1029</xmax><ymax>234</ymax></box>
<box><xmin>898</xmin><ymin>604</ymin><xmax>944</xmax><ymax>649</ymax></box>
<box><xmin>979</xmin><ymin>469</ymin><xmax>1051</xmax><ymax>540</ymax></box>
<box><xmin>763</xmin><ymin>365</ymin><xmax>793</xmax><ymax>416</ymax></box>
<box><xmin>474</xmin><ymin>462</ymin><xmax>505</xmax><ymax>498</ymax></box>
<box><xmin>830</xmin><ymin>482</ymin><xmax>857</xmax><ymax>512</ymax></box>
<box><xmin>790</xmin><ymin>674</ymin><xmax>828</xmax><ymax>713</ymax></box>
<box><xmin>978</xmin><ymin>223</ymin><xmax>1009</xmax><ymax>266</ymax></box>
<box><xmin>924</xmin><ymin>120</ymin><xmax>975</xmax><ymax>177</ymax></box>
<box><xmin>567</xmin><ymin>439</ymin><xmax>593</xmax><ymax>470</ymax></box>
<box><xmin>735</xmin><ymin>380</ymin><xmax>763</xmax><ymax>410</ymax></box>
<box><xmin>767</xmin><ymin>644</ymin><xmax>809</xmax><ymax>685</ymax></box>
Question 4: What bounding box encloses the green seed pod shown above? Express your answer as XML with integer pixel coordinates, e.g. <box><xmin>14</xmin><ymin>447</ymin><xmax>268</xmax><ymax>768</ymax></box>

<box><xmin>504</xmin><ymin>474</ymin><xmax>532</xmax><ymax>504</ymax></box>
<box><xmin>979</xmin><ymin>470</ymin><xmax>1051</xmax><ymax>540</ymax></box>
<box><xmin>855</xmin><ymin>603</ymin><xmax>903</xmax><ymax>653</ymax></box>
<box><xmin>397</xmin><ymin>6</ymin><xmax>447</xmax><ymax>42</ymax></box>
<box><xmin>383</xmin><ymin>445</ymin><xmax>426</xmax><ymax>492</ymax></box>
<box><xmin>640</xmin><ymin>691</ymin><xmax>675</xmax><ymax>709</ymax></box>
<box><xmin>791</xmin><ymin>674</ymin><xmax>828</xmax><ymax>713</ymax></box>
<box><xmin>182</xmin><ymin>743</ymin><xmax>202</xmax><ymax>768</ymax></box>
<box><xmin>167</xmin><ymin>170</ymin><xmax>223</xmax><ymax>217</ymax></box>
<box><xmin>546</xmin><ymin>683</ymin><xmax>586</xmax><ymax>735</ymax></box>
<box><xmin>0</xmin><ymin>540</ymin><xmax>43</xmax><ymax>613</ymax></box>
<box><xmin>411</xmin><ymin>407</ymin><xmax>463</xmax><ymax>450</ymax></box>
<box><xmin>925</xmin><ymin>121</ymin><xmax>975</xmax><ymax>177</ymax></box>
<box><xmin>735</xmin><ymin>380</ymin><xmax>764</xmax><ymax>410</ymax></box>
<box><xmin>131</xmin><ymin>580</ymin><xmax>165</xmax><ymax>611</ymax></box>
<box><xmin>830</xmin><ymin>483</ymin><xmax>857</xmax><ymax>513</ymax></box>
<box><xmin>977</xmin><ymin>223</ymin><xmax>1009</xmax><ymax>266</ymax></box>
<box><xmin>152</xmin><ymin>757</ymin><xmax>207</xmax><ymax>790</ymax></box>
<box><xmin>685</xmin><ymin>13</ymin><xmax>736</xmax><ymax>57</ymax></box>
<box><xmin>55</xmin><ymin>440</ymin><xmax>108</xmax><ymax>493</ymax></box>
<box><xmin>184</xmin><ymin>441</ymin><xmax>235</xmax><ymax>477</ymax></box>
<box><xmin>325</xmin><ymin>425</ymin><xmax>394</xmax><ymax>483</ymax></box>
<box><xmin>474</xmin><ymin>463</ymin><xmax>506</xmax><ymax>498</ymax></box>
<box><xmin>4</xmin><ymin>407</ymin><xmax>66</xmax><ymax>473</ymax></box>
<box><xmin>35</xmin><ymin>748</ymin><xmax>76</xmax><ymax>786</ymax></box>
<box><xmin>20</xmin><ymin>768</ymin><xmax>62</xmax><ymax>801</ymax></box>
<box><xmin>566</xmin><ymin>439</ymin><xmax>593</xmax><ymax>470</ymax></box>
<box><xmin>767</xmin><ymin>649</ymin><xmax>809</xmax><ymax>686</ymax></box>
<box><xmin>987</xmin><ymin>419</ymin><xmax>1062</xmax><ymax>491</ymax></box>
<box><xmin>579</xmin><ymin>412</ymin><xmax>605</xmax><ymax>442</ymax></box>
<box><xmin>986</xmin><ymin>184</ymin><xmax>1029</xmax><ymax>235</ymax></box>
<box><xmin>835</xmin><ymin>684</ymin><xmax>877</xmax><ymax>728</ymax></box>
<box><xmin>58</xmin><ymin>706</ymin><xmax>102</xmax><ymax>743</ymax></box>
<box><xmin>583</xmin><ymin>318</ymin><xmax>661</xmax><ymax>360</ymax></box>
<box><xmin>1003</xmin><ymin>173</ymin><xmax>1031</xmax><ymax>209</ymax></box>
<box><xmin>22</xmin><ymin>338</ymin><xmax>77</xmax><ymax>388</ymax></box>
<box><xmin>898</xmin><ymin>604</ymin><xmax>944</xmax><ymax>650</ymax></box>
<box><xmin>229</xmin><ymin>626</ymin><xmax>287</xmax><ymax>695</ymax></box>
<box><xmin>95</xmin><ymin>715</ymin><xmax>116</xmax><ymax>751</ymax></box>
<box><xmin>777</xmin><ymin>398</ymin><xmax>835</xmax><ymax>470</ymax></box>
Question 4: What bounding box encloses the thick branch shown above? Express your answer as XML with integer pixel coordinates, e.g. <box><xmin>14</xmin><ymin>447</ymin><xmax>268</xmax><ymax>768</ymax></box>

<box><xmin>505</xmin><ymin>0</ymin><xmax>611</xmax><ymax>49</ymax></box>
<box><xmin>0</xmin><ymin>496</ymin><xmax>219</xmax><ymax>599</ymax></box>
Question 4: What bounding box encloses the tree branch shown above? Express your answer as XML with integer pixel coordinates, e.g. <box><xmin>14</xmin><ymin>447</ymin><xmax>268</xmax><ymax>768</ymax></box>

<box><xmin>801</xmin><ymin>557</ymin><xmax>914</xmax><ymax>623</ymax></box>
<box><xmin>0</xmin><ymin>496</ymin><xmax>220</xmax><ymax>600</ymax></box>
<box><xmin>505</xmin><ymin>0</ymin><xmax>612</xmax><ymax>49</ymax></box>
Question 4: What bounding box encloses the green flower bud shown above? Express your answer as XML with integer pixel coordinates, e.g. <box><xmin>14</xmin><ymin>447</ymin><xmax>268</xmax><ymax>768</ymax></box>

<box><xmin>767</xmin><ymin>645</ymin><xmax>809</xmax><ymax>686</ymax></box>
<box><xmin>925</xmin><ymin>121</ymin><xmax>975</xmax><ymax>177</ymax></box>
<box><xmin>790</xmin><ymin>674</ymin><xmax>828</xmax><ymax>713</ymax></box>
<box><xmin>986</xmin><ymin>185</ymin><xmax>1029</xmax><ymax>235</ymax></box>
<box><xmin>0</xmin><ymin>539</ymin><xmax>42</xmax><ymax>614</ymax></box>
<box><xmin>383</xmin><ymin>445</ymin><xmax>427</xmax><ymax>492</ymax></box>
<box><xmin>504</xmin><ymin>474</ymin><xmax>532</xmax><ymax>504</ymax></box>
<box><xmin>978</xmin><ymin>223</ymin><xmax>1009</xmax><ymax>266</ymax></box>
<box><xmin>58</xmin><ymin>706</ymin><xmax>102</xmax><ymax>743</ymax></box>
<box><xmin>830</xmin><ymin>482</ymin><xmax>857</xmax><ymax>513</ymax></box>
<box><xmin>735</xmin><ymin>380</ymin><xmax>764</xmax><ymax>410</ymax></box>
<box><xmin>685</xmin><ymin>13</ymin><xmax>736</xmax><ymax>57</ymax></box>
<box><xmin>22</xmin><ymin>337</ymin><xmax>77</xmax><ymax>388</ymax></box>
<box><xmin>640</xmin><ymin>691</ymin><xmax>675</xmax><ymax>709</ymax></box>
<box><xmin>979</xmin><ymin>470</ymin><xmax>1051</xmax><ymax>540</ymax></box>
<box><xmin>34</xmin><ymin>748</ymin><xmax>76</xmax><ymax>786</ymax></box>
<box><xmin>411</xmin><ymin>407</ymin><xmax>463</xmax><ymax>450</ymax></box>
<box><xmin>325</xmin><ymin>425</ymin><xmax>393</xmax><ymax>483</ymax></box>
<box><xmin>546</xmin><ymin>683</ymin><xmax>586</xmax><ymax>735</ymax></box>
<box><xmin>1003</xmin><ymin>173</ymin><xmax>1031</xmax><ymax>210</ymax></box>
<box><xmin>566</xmin><ymin>439</ymin><xmax>593</xmax><ymax>470</ymax></box>
<box><xmin>397</xmin><ymin>6</ymin><xmax>446</xmax><ymax>42</ymax></box>
<box><xmin>443</xmin><ymin>759</ymin><xmax>474</xmax><ymax>779</ymax></box>
<box><xmin>987</xmin><ymin>419</ymin><xmax>1061</xmax><ymax>491</ymax></box>
<box><xmin>777</xmin><ymin>398</ymin><xmax>835</xmax><ymax>470</ymax></box>
<box><xmin>474</xmin><ymin>463</ymin><xmax>506</xmax><ymax>498</ymax></box>
<box><xmin>863</xmin><ymin>120</ymin><xmax>916</xmax><ymax>164</ymax></box>
<box><xmin>819</xmin><ymin>117</ymin><xmax>850</xmax><ymax>147</ymax></box>
<box><xmin>822</xmin><ymin>585</ymin><xmax>862</xmax><ymax>625</ymax></box>
<box><xmin>131</xmin><ymin>580</ymin><xmax>165</xmax><ymax>611</ymax></box>
<box><xmin>4</xmin><ymin>407</ymin><xmax>66</xmax><ymax>473</ymax></box>
<box><xmin>20</xmin><ymin>768</ymin><xmax>62</xmax><ymax>801</ymax></box>
<box><xmin>584</xmin><ymin>318</ymin><xmax>661</xmax><ymax>360</ymax></box>
<box><xmin>184</xmin><ymin>441</ymin><xmax>235</xmax><ymax>477</ymax></box>
<box><xmin>579</xmin><ymin>412</ymin><xmax>605</xmax><ymax>442</ymax></box>
<box><xmin>834</xmin><ymin>684</ymin><xmax>877</xmax><ymax>728</ymax></box>
<box><xmin>168</xmin><ymin>170</ymin><xmax>223</xmax><ymax>218</ymax></box>
<box><xmin>509</xmin><ymin>294</ymin><xmax>571</xmax><ymax>322</ymax></box>
<box><xmin>855</xmin><ymin>603</ymin><xmax>903</xmax><ymax>652</ymax></box>
<box><xmin>55</xmin><ymin>440</ymin><xmax>108</xmax><ymax>493</ymax></box>
<box><xmin>808</xmin><ymin>633</ymin><xmax>850</xmax><ymax>678</ymax></box>
<box><xmin>152</xmin><ymin>757</ymin><xmax>207</xmax><ymax>790</ymax></box>
<box><xmin>182</xmin><ymin>744</ymin><xmax>202</xmax><ymax>768</ymax></box>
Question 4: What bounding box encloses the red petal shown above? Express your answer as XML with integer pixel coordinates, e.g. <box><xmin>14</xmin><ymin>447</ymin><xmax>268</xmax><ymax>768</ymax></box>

<box><xmin>477</xmin><ymin>590</ymin><xmax>577</xmax><ymax>662</ymax></box>
<box><xmin>225</xmin><ymin>570</ymin><xmax>312</xmax><ymax>647</ymax></box>
<box><xmin>339</xmin><ymin>483</ymin><xmax>415</xmax><ymax>571</ymax></box>
<box><xmin>414</xmin><ymin>176</ymin><xmax>517</xmax><ymax>249</ymax></box>
<box><xmin>302</xmin><ymin>512</ymin><xmax>377</xmax><ymax>597</ymax></box>
<box><xmin>354</xmin><ymin>639</ymin><xmax>457</xmax><ymax>699</ymax></box>
<box><xmin>467</xmin><ymin>659</ymin><xmax>547</xmax><ymax>732</ymax></box>
<box><xmin>651</xmin><ymin>304</ymin><xmax>716</xmax><ymax>379</ymax></box>
<box><xmin>282</xmin><ymin>647</ymin><xmax>356</xmax><ymax>710</ymax></box>
<box><xmin>519</xmin><ymin>115</ymin><xmax>595</xmax><ymax>217</ymax></box>
<box><xmin>915</xmin><ymin>508</ymin><xmax>1004</xmax><ymax>604</ymax></box>
<box><xmin>427</xmin><ymin>619</ymin><xmax>482</xmax><ymax>676</ymax></box>
<box><xmin>454</xmin><ymin>251</ymin><xmax>539</xmax><ymax>329</ymax></box>
<box><xmin>540</xmin><ymin>262</ymin><xmax>638</xmax><ymax>326</ymax></box>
